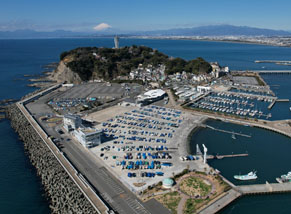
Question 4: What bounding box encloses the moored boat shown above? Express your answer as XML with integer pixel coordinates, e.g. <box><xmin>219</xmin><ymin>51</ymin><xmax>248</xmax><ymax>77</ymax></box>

<box><xmin>276</xmin><ymin>171</ymin><xmax>291</xmax><ymax>183</ymax></box>
<box><xmin>234</xmin><ymin>171</ymin><xmax>257</xmax><ymax>180</ymax></box>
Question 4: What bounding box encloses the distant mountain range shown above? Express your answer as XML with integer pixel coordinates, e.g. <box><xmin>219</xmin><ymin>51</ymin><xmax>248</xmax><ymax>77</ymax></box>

<box><xmin>0</xmin><ymin>29</ymin><xmax>90</xmax><ymax>39</ymax></box>
<box><xmin>137</xmin><ymin>25</ymin><xmax>291</xmax><ymax>37</ymax></box>
<box><xmin>1</xmin><ymin>25</ymin><xmax>291</xmax><ymax>39</ymax></box>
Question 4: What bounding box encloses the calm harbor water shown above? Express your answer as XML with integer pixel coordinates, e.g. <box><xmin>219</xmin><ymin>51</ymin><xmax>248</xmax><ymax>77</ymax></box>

<box><xmin>0</xmin><ymin>38</ymin><xmax>291</xmax><ymax>213</ymax></box>
<box><xmin>190</xmin><ymin>120</ymin><xmax>291</xmax><ymax>213</ymax></box>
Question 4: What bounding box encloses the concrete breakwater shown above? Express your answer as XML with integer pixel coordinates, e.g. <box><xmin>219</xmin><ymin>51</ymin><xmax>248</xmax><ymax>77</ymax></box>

<box><xmin>7</xmin><ymin>104</ymin><xmax>98</xmax><ymax>214</ymax></box>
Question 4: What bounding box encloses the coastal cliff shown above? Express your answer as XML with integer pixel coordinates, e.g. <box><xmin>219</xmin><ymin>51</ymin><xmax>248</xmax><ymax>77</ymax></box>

<box><xmin>7</xmin><ymin>104</ymin><xmax>97</xmax><ymax>214</ymax></box>
<box><xmin>48</xmin><ymin>61</ymin><xmax>82</xmax><ymax>84</ymax></box>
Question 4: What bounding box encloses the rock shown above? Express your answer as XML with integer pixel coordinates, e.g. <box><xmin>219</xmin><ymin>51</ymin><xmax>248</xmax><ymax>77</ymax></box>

<box><xmin>6</xmin><ymin>104</ymin><xmax>98</xmax><ymax>214</ymax></box>
<box><xmin>48</xmin><ymin>61</ymin><xmax>82</xmax><ymax>84</ymax></box>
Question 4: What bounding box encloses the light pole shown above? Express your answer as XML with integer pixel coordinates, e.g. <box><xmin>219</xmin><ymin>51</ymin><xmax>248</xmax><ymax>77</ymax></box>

<box><xmin>202</xmin><ymin>144</ymin><xmax>208</xmax><ymax>164</ymax></box>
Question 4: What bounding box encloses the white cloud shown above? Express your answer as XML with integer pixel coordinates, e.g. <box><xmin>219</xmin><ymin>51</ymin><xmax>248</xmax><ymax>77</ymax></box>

<box><xmin>93</xmin><ymin>23</ymin><xmax>112</xmax><ymax>31</ymax></box>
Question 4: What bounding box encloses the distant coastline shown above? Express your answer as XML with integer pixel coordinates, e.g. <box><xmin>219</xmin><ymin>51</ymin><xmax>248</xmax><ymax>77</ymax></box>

<box><xmin>126</xmin><ymin>36</ymin><xmax>291</xmax><ymax>48</ymax></box>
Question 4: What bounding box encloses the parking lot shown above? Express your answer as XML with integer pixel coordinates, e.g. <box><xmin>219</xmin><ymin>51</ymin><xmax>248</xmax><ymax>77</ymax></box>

<box><xmin>232</xmin><ymin>76</ymin><xmax>259</xmax><ymax>85</ymax></box>
<box><xmin>88</xmin><ymin>105</ymin><xmax>205</xmax><ymax>193</ymax></box>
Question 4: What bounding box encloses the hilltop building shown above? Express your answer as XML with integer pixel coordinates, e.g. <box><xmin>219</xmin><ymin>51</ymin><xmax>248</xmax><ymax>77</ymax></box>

<box><xmin>210</xmin><ymin>62</ymin><xmax>230</xmax><ymax>77</ymax></box>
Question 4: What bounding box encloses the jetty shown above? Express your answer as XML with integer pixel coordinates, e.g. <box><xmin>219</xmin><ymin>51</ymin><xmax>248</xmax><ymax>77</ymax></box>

<box><xmin>254</xmin><ymin>70</ymin><xmax>291</xmax><ymax>74</ymax></box>
<box><xmin>255</xmin><ymin>60</ymin><xmax>291</xmax><ymax>63</ymax></box>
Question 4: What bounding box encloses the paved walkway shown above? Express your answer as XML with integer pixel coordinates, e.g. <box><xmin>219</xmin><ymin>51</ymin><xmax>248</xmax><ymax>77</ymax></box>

<box><xmin>177</xmin><ymin>195</ymin><xmax>188</xmax><ymax>214</ymax></box>
<box><xmin>198</xmin><ymin>189</ymin><xmax>241</xmax><ymax>214</ymax></box>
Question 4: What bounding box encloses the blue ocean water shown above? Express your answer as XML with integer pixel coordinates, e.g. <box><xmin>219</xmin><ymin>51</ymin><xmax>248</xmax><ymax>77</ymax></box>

<box><xmin>0</xmin><ymin>120</ymin><xmax>50</xmax><ymax>214</ymax></box>
<box><xmin>0</xmin><ymin>38</ymin><xmax>291</xmax><ymax>213</ymax></box>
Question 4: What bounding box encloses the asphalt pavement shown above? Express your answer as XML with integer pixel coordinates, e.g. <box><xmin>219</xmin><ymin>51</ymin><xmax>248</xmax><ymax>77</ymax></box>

<box><xmin>26</xmin><ymin>90</ymin><xmax>170</xmax><ymax>214</ymax></box>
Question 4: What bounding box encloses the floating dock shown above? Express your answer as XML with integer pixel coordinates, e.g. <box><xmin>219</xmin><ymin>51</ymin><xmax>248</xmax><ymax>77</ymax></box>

<box><xmin>201</xmin><ymin>124</ymin><xmax>252</xmax><ymax>138</ymax></box>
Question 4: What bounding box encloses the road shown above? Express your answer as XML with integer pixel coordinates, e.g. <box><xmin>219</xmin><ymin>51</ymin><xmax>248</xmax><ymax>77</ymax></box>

<box><xmin>25</xmin><ymin>88</ymin><xmax>170</xmax><ymax>214</ymax></box>
<box><xmin>17</xmin><ymin>102</ymin><xmax>109</xmax><ymax>213</ymax></box>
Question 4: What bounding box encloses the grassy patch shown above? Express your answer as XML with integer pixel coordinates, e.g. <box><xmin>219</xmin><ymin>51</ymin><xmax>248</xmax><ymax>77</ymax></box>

<box><xmin>184</xmin><ymin>198</ymin><xmax>196</xmax><ymax>214</ymax></box>
<box><xmin>180</xmin><ymin>176</ymin><xmax>212</xmax><ymax>197</ymax></box>
<box><xmin>156</xmin><ymin>191</ymin><xmax>181</xmax><ymax>214</ymax></box>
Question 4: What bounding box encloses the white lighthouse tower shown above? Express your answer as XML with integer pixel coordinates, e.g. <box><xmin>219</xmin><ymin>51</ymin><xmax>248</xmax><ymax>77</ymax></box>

<box><xmin>114</xmin><ymin>36</ymin><xmax>119</xmax><ymax>49</ymax></box>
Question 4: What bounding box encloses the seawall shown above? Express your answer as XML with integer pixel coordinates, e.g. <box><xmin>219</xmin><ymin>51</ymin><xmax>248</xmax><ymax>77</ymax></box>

<box><xmin>7</xmin><ymin>104</ymin><xmax>98</xmax><ymax>214</ymax></box>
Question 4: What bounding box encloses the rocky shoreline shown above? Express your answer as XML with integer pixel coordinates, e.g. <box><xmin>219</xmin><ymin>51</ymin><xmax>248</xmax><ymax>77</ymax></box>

<box><xmin>7</xmin><ymin>104</ymin><xmax>98</xmax><ymax>214</ymax></box>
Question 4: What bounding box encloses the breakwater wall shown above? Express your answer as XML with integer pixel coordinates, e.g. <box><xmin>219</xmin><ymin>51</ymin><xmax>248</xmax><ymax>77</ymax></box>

<box><xmin>7</xmin><ymin>104</ymin><xmax>98</xmax><ymax>214</ymax></box>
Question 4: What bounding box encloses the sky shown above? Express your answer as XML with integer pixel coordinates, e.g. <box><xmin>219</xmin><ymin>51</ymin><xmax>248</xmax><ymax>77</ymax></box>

<box><xmin>0</xmin><ymin>0</ymin><xmax>291</xmax><ymax>32</ymax></box>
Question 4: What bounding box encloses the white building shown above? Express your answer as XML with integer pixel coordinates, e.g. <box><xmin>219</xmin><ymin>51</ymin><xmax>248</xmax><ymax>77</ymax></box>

<box><xmin>63</xmin><ymin>114</ymin><xmax>82</xmax><ymax>132</ymax></box>
<box><xmin>197</xmin><ymin>86</ymin><xmax>211</xmax><ymax>93</ymax></box>
<box><xmin>137</xmin><ymin>89</ymin><xmax>166</xmax><ymax>104</ymax></box>
<box><xmin>73</xmin><ymin>128</ymin><xmax>102</xmax><ymax>148</ymax></box>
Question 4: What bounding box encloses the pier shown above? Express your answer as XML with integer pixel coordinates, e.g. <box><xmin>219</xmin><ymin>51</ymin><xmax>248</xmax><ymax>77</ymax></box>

<box><xmin>237</xmin><ymin>182</ymin><xmax>291</xmax><ymax>194</ymax></box>
<box><xmin>268</xmin><ymin>98</ymin><xmax>289</xmax><ymax>109</ymax></box>
<box><xmin>225</xmin><ymin>90</ymin><xmax>276</xmax><ymax>100</ymax></box>
<box><xmin>207</xmin><ymin>153</ymin><xmax>249</xmax><ymax>160</ymax></box>
<box><xmin>200</xmin><ymin>124</ymin><xmax>252</xmax><ymax>138</ymax></box>
<box><xmin>268</xmin><ymin>99</ymin><xmax>276</xmax><ymax>109</ymax></box>
<box><xmin>277</xmin><ymin>99</ymin><xmax>290</xmax><ymax>102</ymax></box>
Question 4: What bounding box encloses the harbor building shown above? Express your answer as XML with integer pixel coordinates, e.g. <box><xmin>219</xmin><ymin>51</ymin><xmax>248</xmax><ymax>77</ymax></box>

<box><xmin>73</xmin><ymin>128</ymin><xmax>102</xmax><ymax>148</ymax></box>
<box><xmin>63</xmin><ymin>114</ymin><xmax>82</xmax><ymax>131</ymax></box>
<box><xmin>137</xmin><ymin>89</ymin><xmax>166</xmax><ymax>105</ymax></box>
